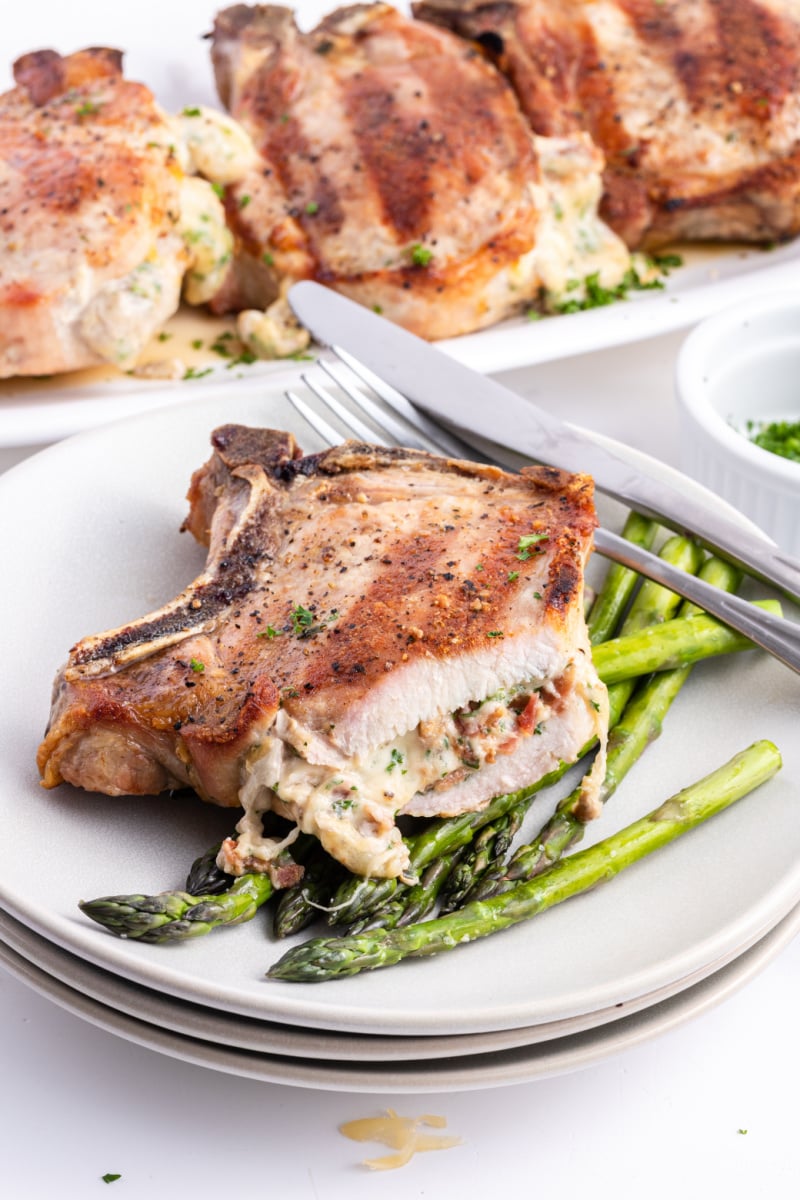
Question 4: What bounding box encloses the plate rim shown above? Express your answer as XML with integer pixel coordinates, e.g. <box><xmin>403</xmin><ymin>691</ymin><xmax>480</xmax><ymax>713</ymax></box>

<box><xmin>1</xmin><ymin>901</ymin><xmax>797</xmax><ymax>1093</ymax></box>
<box><xmin>0</xmin><ymin>384</ymin><xmax>798</xmax><ymax>1036</ymax></box>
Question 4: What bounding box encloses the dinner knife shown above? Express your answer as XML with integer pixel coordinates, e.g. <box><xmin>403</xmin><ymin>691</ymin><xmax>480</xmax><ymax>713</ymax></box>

<box><xmin>288</xmin><ymin>281</ymin><xmax>800</xmax><ymax>605</ymax></box>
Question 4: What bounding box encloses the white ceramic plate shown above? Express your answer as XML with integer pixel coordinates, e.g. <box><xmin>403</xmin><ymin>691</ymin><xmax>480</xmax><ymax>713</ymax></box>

<box><xmin>1</xmin><ymin>383</ymin><xmax>798</xmax><ymax>1036</ymax></box>
<box><xmin>0</xmin><ymin>901</ymin><xmax>795</xmax><ymax>1062</ymax></box>
<box><xmin>3</xmin><ymin>0</ymin><xmax>800</xmax><ymax>447</ymax></box>
<box><xmin>1</xmin><ymin>902</ymin><xmax>797</xmax><ymax>1093</ymax></box>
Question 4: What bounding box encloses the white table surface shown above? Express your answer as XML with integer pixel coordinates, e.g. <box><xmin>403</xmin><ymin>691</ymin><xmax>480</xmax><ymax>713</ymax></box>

<box><xmin>3</xmin><ymin>1</ymin><xmax>799</xmax><ymax>1190</ymax></box>
<box><xmin>2</xmin><ymin>328</ymin><xmax>798</xmax><ymax>1199</ymax></box>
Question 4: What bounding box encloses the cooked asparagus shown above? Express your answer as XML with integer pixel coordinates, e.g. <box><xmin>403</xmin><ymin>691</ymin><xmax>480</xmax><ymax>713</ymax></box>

<box><xmin>79</xmin><ymin>873</ymin><xmax>275</xmax><ymax>943</ymax></box>
<box><xmin>267</xmin><ymin>741</ymin><xmax>781</xmax><ymax>982</ymax></box>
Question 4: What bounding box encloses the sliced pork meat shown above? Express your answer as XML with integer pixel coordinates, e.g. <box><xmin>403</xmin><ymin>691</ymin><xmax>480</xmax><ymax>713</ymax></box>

<box><xmin>38</xmin><ymin>426</ymin><xmax>607</xmax><ymax>881</ymax></box>
<box><xmin>209</xmin><ymin>2</ymin><xmax>631</xmax><ymax>339</ymax></box>
<box><xmin>415</xmin><ymin>0</ymin><xmax>800</xmax><ymax>248</ymax></box>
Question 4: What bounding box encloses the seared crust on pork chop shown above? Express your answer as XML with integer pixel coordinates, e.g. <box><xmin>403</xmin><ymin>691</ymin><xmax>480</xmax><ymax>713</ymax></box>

<box><xmin>38</xmin><ymin>426</ymin><xmax>606</xmax><ymax>879</ymax></box>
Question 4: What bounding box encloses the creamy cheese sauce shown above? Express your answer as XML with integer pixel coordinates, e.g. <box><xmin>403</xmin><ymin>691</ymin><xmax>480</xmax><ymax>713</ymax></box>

<box><xmin>339</xmin><ymin>1110</ymin><xmax>462</xmax><ymax>1171</ymax></box>
<box><xmin>533</xmin><ymin>133</ymin><xmax>632</xmax><ymax>305</ymax></box>
<box><xmin>174</xmin><ymin>105</ymin><xmax>260</xmax><ymax>185</ymax></box>
<box><xmin>220</xmin><ymin>681</ymin><xmax>559</xmax><ymax>880</ymax></box>
<box><xmin>178</xmin><ymin>177</ymin><xmax>234</xmax><ymax>306</ymax></box>
<box><xmin>77</xmin><ymin>246</ymin><xmax>187</xmax><ymax>369</ymax></box>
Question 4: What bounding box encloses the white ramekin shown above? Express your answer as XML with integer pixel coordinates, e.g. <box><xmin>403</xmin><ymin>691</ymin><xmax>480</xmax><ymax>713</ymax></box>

<box><xmin>675</xmin><ymin>293</ymin><xmax>800</xmax><ymax>556</ymax></box>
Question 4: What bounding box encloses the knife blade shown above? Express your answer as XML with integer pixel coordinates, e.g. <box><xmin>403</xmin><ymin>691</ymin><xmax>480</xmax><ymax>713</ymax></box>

<box><xmin>288</xmin><ymin>281</ymin><xmax>800</xmax><ymax>604</ymax></box>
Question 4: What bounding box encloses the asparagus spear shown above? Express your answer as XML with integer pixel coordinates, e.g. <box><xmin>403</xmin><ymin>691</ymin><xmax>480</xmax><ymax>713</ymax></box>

<box><xmin>267</xmin><ymin>741</ymin><xmax>781</xmax><ymax>982</ymax></box>
<box><xmin>437</xmin><ymin>796</ymin><xmax>526</xmax><ymax>914</ymax></box>
<box><xmin>593</xmin><ymin>598</ymin><xmax>781</xmax><ymax>685</ymax></box>
<box><xmin>79</xmin><ymin>872</ymin><xmax>275</xmax><ymax>943</ymax></box>
<box><xmin>586</xmin><ymin>512</ymin><xmax>659</xmax><ymax>645</ymax></box>
<box><xmin>273</xmin><ymin>854</ymin><xmax>349</xmax><ymax>938</ymax></box>
<box><xmin>469</xmin><ymin>557</ymin><xmax>743</xmax><ymax>900</ymax></box>
<box><xmin>346</xmin><ymin>849</ymin><xmax>466</xmax><ymax>934</ymax></box>
<box><xmin>184</xmin><ymin>841</ymin><xmax>231</xmax><ymax>895</ymax></box>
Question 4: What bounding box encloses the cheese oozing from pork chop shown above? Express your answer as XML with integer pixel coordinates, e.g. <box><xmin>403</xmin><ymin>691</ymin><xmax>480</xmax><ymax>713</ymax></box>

<box><xmin>37</xmin><ymin>427</ymin><xmax>607</xmax><ymax>881</ymax></box>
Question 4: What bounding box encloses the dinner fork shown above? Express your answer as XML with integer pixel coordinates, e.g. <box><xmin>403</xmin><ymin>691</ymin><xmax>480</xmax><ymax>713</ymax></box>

<box><xmin>284</xmin><ymin>355</ymin><xmax>800</xmax><ymax>675</ymax></box>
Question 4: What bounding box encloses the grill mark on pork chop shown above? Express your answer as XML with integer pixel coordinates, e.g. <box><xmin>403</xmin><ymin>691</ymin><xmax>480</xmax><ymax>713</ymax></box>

<box><xmin>344</xmin><ymin>74</ymin><xmax>435</xmax><ymax>239</ymax></box>
<box><xmin>619</xmin><ymin>0</ymin><xmax>799</xmax><ymax>119</ymax></box>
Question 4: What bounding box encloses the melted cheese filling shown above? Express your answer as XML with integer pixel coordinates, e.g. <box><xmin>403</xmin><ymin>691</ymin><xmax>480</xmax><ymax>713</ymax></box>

<box><xmin>218</xmin><ymin>672</ymin><xmax>603</xmax><ymax>881</ymax></box>
<box><xmin>533</xmin><ymin>132</ymin><xmax>632</xmax><ymax>304</ymax></box>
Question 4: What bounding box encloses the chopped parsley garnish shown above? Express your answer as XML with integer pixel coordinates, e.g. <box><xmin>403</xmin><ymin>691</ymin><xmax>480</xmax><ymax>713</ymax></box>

<box><xmin>373</xmin><ymin>304</ymin><xmax>383</xmax><ymax>314</ymax></box>
<box><xmin>189</xmin><ymin>658</ymin><xmax>205</xmax><ymax>673</ymax></box>
<box><xmin>410</xmin><ymin>243</ymin><xmax>433</xmax><ymax>267</ymax></box>
<box><xmin>551</xmin><ymin>257</ymin><xmax>681</xmax><ymax>315</ymax></box>
<box><xmin>746</xmin><ymin>418</ymin><xmax>800</xmax><ymax>463</ymax></box>
<box><xmin>239</xmin><ymin>194</ymin><xmax>252</xmax><ymax>208</ymax></box>
<box><xmin>651</xmin><ymin>252</ymin><xmax>683</xmax><ymax>272</ymax></box>
<box><xmin>182</xmin><ymin>106</ymin><xmax>202</xmax><ymax>117</ymax></box>
<box><xmin>183</xmin><ymin>366</ymin><xmax>213</xmax><ymax>380</ymax></box>
<box><xmin>386</xmin><ymin>748</ymin><xmax>405</xmax><ymax>773</ymax></box>
<box><xmin>487</xmin><ymin>630</ymin><xmax>504</xmax><ymax>638</ymax></box>
<box><xmin>290</xmin><ymin>604</ymin><xmax>315</xmax><ymax>634</ymax></box>
<box><xmin>516</xmin><ymin>533</ymin><xmax>549</xmax><ymax>560</ymax></box>
<box><xmin>590</xmin><ymin>699</ymin><xmax>601</xmax><ymax>711</ymax></box>
<box><xmin>305</xmin><ymin>201</ymin><xmax>319</xmax><ymax>214</ymax></box>
<box><xmin>262</xmin><ymin>251</ymin><xmax>275</xmax><ymax>266</ymax></box>
<box><xmin>75</xmin><ymin>100</ymin><xmax>101</xmax><ymax>117</ymax></box>
<box><xmin>191</xmin><ymin>338</ymin><xmax>204</xmax><ymax>350</ymax></box>
<box><xmin>156</xmin><ymin>331</ymin><xmax>172</xmax><ymax>342</ymax></box>
<box><xmin>102</xmin><ymin>1174</ymin><xmax>122</xmax><ymax>1184</ymax></box>
<box><xmin>507</xmin><ymin>570</ymin><xmax>519</xmax><ymax>582</ymax></box>
<box><xmin>257</xmin><ymin>625</ymin><xmax>282</xmax><ymax>639</ymax></box>
<box><xmin>211</xmin><ymin>181</ymin><xmax>225</xmax><ymax>199</ymax></box>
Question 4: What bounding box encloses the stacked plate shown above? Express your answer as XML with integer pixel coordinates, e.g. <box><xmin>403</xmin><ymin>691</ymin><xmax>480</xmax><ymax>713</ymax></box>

<box><xmin>1</xmin><ymin>383</ymin><xmax>799</xmax><ymax>1093</ymax></box>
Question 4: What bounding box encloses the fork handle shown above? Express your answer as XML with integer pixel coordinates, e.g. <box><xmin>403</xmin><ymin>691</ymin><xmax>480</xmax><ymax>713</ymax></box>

<box><xmin>595</xmin><ymin>527</ymin><xmax>800</xmax><ymax>674</ymax></box>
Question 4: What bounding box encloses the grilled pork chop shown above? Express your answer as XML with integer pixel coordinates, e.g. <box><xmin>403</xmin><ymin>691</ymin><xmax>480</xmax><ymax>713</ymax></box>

<box><xmin>38</xmin><ymin>426</ymin><xmax>607</xmax><ymax>881</ymax></box>
<box><xmin>0</xmin><ymin>49</ymin><xmax>257</xmax><ymax>377</ymax></box>
<box><xmin>208</xmin><ymin>3</ymin><xmax>630</xmax><ymax>338</ymax></box>
<box><xmin>415</xmin><ymin>0</ymin><xmax>800</xmax><ymax>248</ymax></box>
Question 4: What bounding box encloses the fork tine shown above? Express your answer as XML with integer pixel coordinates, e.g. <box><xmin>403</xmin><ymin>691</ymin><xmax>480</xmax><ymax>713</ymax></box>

<box><xmin>318</xmin><ymin>357</ymin><xmax>442</xmax><ymax>455</ymax></box>
<box><xmin>330</xmin><ymin>344</ymin><xmax>477</xmax><ymax>460</ymax></box>
<box><xmin>300</xmin><ymin>373</ymin><xmax>380</xmax><ymax>444</ymax></box>
<box><xmin>285</xmin><ymin>389</ymin><xmax>345</xmax><ymax>447</ymax></box>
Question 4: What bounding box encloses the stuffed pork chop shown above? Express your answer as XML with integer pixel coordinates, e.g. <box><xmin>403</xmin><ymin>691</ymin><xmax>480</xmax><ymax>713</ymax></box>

<box><xmin>208</xmin><ymin>2</ymin><xmax>631</xmax><ymax>341</ymax></box>
<box><xmin>0</xmin><ymin>47</ymin><xmax>258</xmax><ymax>377</ymax></box>
<box><xmin>37</xmin><ymin>426</ymin><xmax>607</xmax><ymax>882</ymax></box>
